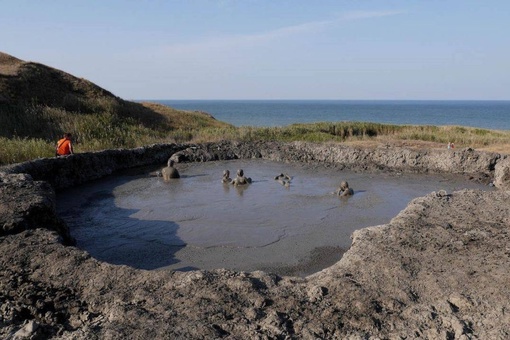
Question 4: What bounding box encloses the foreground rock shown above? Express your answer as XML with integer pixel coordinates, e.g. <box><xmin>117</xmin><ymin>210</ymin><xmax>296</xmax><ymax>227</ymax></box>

<box><xmin>1</xmin><ymin>141</ymin><xmax>509</xmax><ymax>339</ymax></box>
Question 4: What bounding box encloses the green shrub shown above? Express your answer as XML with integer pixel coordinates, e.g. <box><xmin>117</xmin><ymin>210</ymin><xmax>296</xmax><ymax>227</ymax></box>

<box><xmin>0</xmin><ymin>136</ymin><xmax>54</xmax><ymax>164</ymax></box>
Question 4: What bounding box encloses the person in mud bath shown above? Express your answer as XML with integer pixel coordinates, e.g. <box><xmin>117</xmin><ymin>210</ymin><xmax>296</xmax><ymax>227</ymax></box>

<box><xmin>221</xmin><ymin>170</ymin><xmax>232</xmax><ymax>184</ymax></box>
<box><xmin>336</xmin><ymin>180</ymin><xmax>354</xmax><ymax>197</ymax></box>
<box><xmin>161</xmin><ymin>158</ymin><xmax>180</xmax><ymax>181</ymax></box>
<box><xmin>274</xmin><ymin>173</ymin><xmax>291</xmax><ymax>187</ymax></box>
<box><xmin>231</xmin><ymin>169</ymin><xmax>252</xmax><ymax>186</ymax></box>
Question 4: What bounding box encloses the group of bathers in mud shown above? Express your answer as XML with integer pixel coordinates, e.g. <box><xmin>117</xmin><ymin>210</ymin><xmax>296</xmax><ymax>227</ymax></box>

<box><xmin>161</xmin><ymin>157</ymin><xmax>353</xmax><ymax>196</ymax></box>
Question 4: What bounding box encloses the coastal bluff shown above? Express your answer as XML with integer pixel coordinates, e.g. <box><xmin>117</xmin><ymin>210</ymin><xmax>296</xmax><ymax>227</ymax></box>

<box><xmin>1</xmin><ymin>141</ymin><xmax>510</xmax><ymax>339</ymax></box>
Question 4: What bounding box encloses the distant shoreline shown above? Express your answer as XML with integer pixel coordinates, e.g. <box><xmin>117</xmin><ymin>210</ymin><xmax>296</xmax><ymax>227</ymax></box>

<box><xmin>146</xmin><ymin>99</ymin><xmax>510</xmax><ymax>130</ymax></box>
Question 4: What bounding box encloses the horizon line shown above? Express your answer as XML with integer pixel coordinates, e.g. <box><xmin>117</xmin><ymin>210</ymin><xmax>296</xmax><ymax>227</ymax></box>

<box><xmin>135</xmin><ymin>98</ymin><xmax>510</xmax><ymax>102</ymax></box>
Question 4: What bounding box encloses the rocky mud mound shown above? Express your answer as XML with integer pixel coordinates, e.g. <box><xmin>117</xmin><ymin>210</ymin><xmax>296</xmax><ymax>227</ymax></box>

<box><xmin>1</xmin><ymin>141</ymin><xmax>510</xmax><ymax>339</ymax></box>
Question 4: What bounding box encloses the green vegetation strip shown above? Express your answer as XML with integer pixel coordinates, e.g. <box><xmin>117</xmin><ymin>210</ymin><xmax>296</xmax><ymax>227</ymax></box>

<box><xmin>1</xmin><ymin>102</ymin><xmax>509</xmax><ymax>165</ymax></box>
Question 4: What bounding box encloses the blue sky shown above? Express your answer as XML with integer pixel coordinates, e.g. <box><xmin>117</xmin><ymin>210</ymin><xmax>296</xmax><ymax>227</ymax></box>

<box><xmin>1</xmin><ymin>0</ymin><xmax>509</xmax><ymax>100</ymax></box>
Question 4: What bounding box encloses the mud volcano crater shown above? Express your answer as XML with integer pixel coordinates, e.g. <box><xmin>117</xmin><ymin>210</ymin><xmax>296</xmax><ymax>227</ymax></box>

<box><xmin>2</xmin><ymin>140</ymin><xmax>510</xmax><ymax>339</ymax></box>
<box><xmin>57</xmin><ymin>158</ymin><xmax>492</xmax><ymax>276</ymax></box>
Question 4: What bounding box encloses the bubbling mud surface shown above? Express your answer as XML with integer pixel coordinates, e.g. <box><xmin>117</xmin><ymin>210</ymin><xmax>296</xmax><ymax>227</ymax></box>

<box><xmin>57</xmin><ymin>160</ymin><xmax>491</xmax><ymax>276</ymax></box>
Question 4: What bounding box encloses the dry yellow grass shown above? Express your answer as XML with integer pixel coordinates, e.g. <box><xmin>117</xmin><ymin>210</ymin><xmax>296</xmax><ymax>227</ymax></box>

<box><xmin>476</xmin><ymin>143</ymin><xmax>510</xmax><ymax>155</ymax></box>
<box><xmin>140</xmin><ymin>102</ymin><xmax>232</xmax><ymax>130</ymax></box>
<box><xmin>0</xmin><ymin>52</ymin><xmax>22</xmax><ymax>76</ymax></box>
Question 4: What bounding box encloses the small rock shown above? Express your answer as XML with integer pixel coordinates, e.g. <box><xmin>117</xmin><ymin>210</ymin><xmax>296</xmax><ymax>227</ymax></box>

<box><xmin>308</xmin><ymin>285</ymin><xmax>327</xmax><ymax>302</ymax></box>
<box><xmin>436</xmin><ymin>190</ymin><xmax>448</xmax><ymax>197</ymax></box>
<box><xmin>14</xmin><ymin>320</ymin><xmax>38</xmax><ymax>339</ymax></box>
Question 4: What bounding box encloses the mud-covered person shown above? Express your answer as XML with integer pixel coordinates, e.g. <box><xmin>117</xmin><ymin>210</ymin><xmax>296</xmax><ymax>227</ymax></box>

<box><xmin>336</xmin><ymin>180</ymin><xmax>353</xmax><ymax>197</ymax></box>
<box><xmin>274</xmin><ymin>173</ymin><xmax>291</xmax><ymax>187</ymax></box>
<box><xmin>56</xmin><ymin>133</ymin><xmax>74</xmax><ymax>156</ymax></box>
<box><xmin>222</xmin><ymin>170</ymin><xmax>232</xmax><ymax>184</ymax></box>
<box><xmin>232</xmin><ymin>169</ymin><xmax>252</xmax><ymax>186</ymax></box>
<box><xmin>161</xmin><ymin>159</ymin><xmax>180</xmax><ymax>181</ymax></box>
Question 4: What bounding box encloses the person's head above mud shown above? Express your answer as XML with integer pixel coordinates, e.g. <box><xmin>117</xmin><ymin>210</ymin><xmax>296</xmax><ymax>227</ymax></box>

<box><xmin>337</xmin><ymin>180</ymin><xmax>353</xmax><ymax>197</ymax></box>
<box><xmin>161</xmin><ymin>158</ymin><xmax>180</xmax><ymax>181</ymax></box>
<box><xmin>275</xmin><ymin>173</ymin><xmax>291</xmax><ymax>187</ymax></box>
<box><xmin>222</xmin><ymin>170</ymin><xmax>232</xmax><ymax>183</ymax></box>
<box><xmin>232</xmin><ymin>168</ymin><xmax>252</xmax><ymax>186</ymax></box>
<box><xmin>274</xmin><ymin>173</ymin><xmax>291</xmax><ymax>181</ymax></box>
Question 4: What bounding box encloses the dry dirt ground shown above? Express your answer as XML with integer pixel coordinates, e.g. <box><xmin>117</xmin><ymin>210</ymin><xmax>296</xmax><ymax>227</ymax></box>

<box><xmin>345</xmin><ymin>138</ymin><xmax>510</xmax><ymax>156</ymax></box>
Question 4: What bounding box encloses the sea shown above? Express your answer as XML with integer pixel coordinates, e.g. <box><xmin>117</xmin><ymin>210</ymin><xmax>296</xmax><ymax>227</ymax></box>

<box><xmin>149</xmin><ymin>100</ymin><xmax>510</xmax><ymax>131</ymax></box>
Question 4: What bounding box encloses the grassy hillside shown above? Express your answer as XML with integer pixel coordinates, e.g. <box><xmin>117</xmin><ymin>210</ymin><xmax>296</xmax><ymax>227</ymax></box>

<box><xmin>0</xmin><ymin>52</ymin><xmax>231</xmax><ymax>164</ymax></box>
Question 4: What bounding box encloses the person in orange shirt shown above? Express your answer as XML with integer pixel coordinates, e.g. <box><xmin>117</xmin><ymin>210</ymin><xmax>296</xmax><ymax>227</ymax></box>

<box><xmin>55</xmin><ymin>133</ymin><xmax>74</xmax><ymax>156</ymax></box>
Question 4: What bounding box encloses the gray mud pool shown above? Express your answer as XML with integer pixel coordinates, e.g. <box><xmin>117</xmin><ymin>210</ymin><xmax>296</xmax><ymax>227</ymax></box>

<box><xmin>57</xmin><ymin>159</ymin><xmax>491</xmax><ymax>277</ymax></box>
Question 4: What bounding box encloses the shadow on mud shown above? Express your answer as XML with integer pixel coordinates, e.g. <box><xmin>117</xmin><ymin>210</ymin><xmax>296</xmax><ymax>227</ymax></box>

<box><xmin>57</xmin><ymin>159</ymin><xmax>494</xmax><ymax>275</ymax></box>
<box><xmin>58</xmin><ymin>172</ymin><xmax>195</xmax><ymax>271</ymax></box>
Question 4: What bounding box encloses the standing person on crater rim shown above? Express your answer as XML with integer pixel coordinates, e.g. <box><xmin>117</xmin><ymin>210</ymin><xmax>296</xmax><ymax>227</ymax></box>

<box><xmin>55</xmin><ymin>133</ymin><xmax>73</xmax><ymax>156</ymax></box>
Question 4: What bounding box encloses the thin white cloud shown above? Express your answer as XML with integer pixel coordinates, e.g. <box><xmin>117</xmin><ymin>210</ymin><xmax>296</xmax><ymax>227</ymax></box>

<box><xmin>162</xmin><ymin>20</ymin><xmax>331</xmax><ymax>55</ymax></box>
<box><xmin>163</xmin><ymin>10</ymin><xmax>404</xmax><ymax>54</ymax></box>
